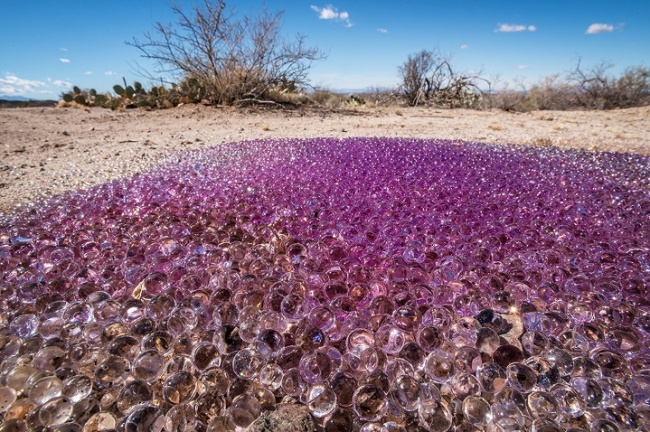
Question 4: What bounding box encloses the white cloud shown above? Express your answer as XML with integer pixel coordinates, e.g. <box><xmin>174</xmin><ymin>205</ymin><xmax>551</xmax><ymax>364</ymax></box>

<box><xmin>585</xmin><ymin>23</ymin><xmax>615</xmax><ymax>34</ymax></box>
<box><xmin>378</xmin><ymin>28</ymin><xmax>388</xmax><ymax>34</ymax></box>
<box><xmin>84</xmin><ymin>71</ymin><xmax>93</xmax><ymax>75</ymax></box>
<box><xmin>460</xmin><ymin>44</ymin><xmax>469</xmax><ymax>49</ymax></box>
<box><xmin>0</xmin><ymin>73</ymin><xmax>46</xmax><ymax>95</ymax></box>
<box><xmin>517</xmin><ymin>65</ymin><xmax>529</xmax><ymax>70</ymax></box>
<box><xmin>495</xmin><ymin>23</ymin><xmax>537</xmax><ymax>33</ymax></box>
<box><xmin>310</xmin><ymin>5</ymin><xmax>352</xmax><ymax>27</ymax></box>
<box><xmin>60</xmin><ymin>48</ymin><xmax>68</xmax><ymax>52</ymax></box>
<box><xmin>104</xmin><ymin>71</ymin><xmax>116</xmax><ymax>76</ymax></box>
<box><xmin>59</xmin><ymin>58</ymin><xmax>71</xmax><ymax>63</ymax></box>
<box><xmin>52</xmin><ymin>79</ymin><xmax>72</xmax><ymax>88</ymax></box>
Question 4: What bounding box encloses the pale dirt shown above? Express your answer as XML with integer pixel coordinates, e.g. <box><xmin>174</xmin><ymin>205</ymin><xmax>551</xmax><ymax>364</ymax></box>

<box><xmin>1</xmin><ymin>104</ymin><xmax>648</xmax><ymax>213</ymax></box>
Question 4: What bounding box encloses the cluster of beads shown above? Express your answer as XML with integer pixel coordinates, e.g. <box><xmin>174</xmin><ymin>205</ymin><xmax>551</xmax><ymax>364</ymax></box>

<box><xmin>0</xmin><ymin>138</ymin><xmax>648</xmax><ymax>431</ymax></box>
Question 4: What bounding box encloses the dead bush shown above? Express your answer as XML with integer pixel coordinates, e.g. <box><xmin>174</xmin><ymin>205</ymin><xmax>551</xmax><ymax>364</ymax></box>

<box><xmin>129</xmin><ymin>0</ymin><xmax>324</xmax><ymax>105</ymax></box>
<box><xmin>398</xmin><ymin>49</ymin><xmax>486</xmax><ymax>107</ymax></box>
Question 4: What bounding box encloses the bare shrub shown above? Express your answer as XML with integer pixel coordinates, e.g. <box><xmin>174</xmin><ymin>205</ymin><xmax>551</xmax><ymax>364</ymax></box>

<box><xmin>526</xmin><ymin>74</ymin><xmax>576</xmax><ymax>110</ymax></box>
<box><xmin>614</xmin><ymin>66</ymin><xmax>650</xmax><ymax>108</ymax></box>
<box><xmin>485</xmin><ymin>77</ymin><xmax>529</xmax><ymax>112</ymax></box>
<box><xmin>566</xmin><ymin>60</ymin><xmax>650</xmax><ymax>109</ymax></box>
<box><xmin>398</xmin><ymin>49</ymin><xmax>486</xmax><ymax>107</ymax></box>
<box><xmin>359</xmin><ymin>87</ymin><xmax>401</xmax><ymax>107</ymax></box>
<box><xmin>128</xmin><ymin>0</ymin><xmax>324</xmax><ymax>105</ymax></box>
<box><xmin>568</xmin><ymin>60</ymin><xmax>618</xmax><ymax>109</ymax></box>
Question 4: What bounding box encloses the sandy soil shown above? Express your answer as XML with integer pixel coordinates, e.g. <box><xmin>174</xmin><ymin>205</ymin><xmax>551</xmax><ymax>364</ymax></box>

<box><xmin>1</xmin><ymin>104</ymin><xmax>648</xmax><ymax>213</ymax></box>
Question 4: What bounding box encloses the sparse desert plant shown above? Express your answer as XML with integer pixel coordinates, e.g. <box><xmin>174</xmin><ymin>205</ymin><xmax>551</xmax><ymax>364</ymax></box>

<box><xmin>347</xmin><ymin>94</ymin><xmax>365</xmax><ymax>106</ymax></box>
<box><xmin>398</xmin><ymin>49</ymin><xmax>487</xmax><ymax>107</ymax></box>
<box><xmin>614</xmin><ymin>65</ymin><xmax>650</xmax><ymax>108</ymax></box>
<box><xmin>568</xmin><ymin>60</ymin><xmax>649</xmax><ymax>109</ymax></box>
<box><xmin>128</xmin><ymin>0</ymin><xmax>324</xmax><ymax>105</ymax></box>
<box><xmin>60</xmin><ymin>86</ymin><xmax>110</xmax><ymax>108</ymax></box>
<box><xmin>525</xmin><ymin>74</ymin><xmax>575</xmax><ymax>111</ymax></box>
<box><xmin>60</xmin><ymin>79</ymin><xmax>181</xmax><ymax>110</ymax></box>
<box><xmin>309</xmin><ymin>89</ymin><xmax>346</xmax><ymax>109</ymax></box>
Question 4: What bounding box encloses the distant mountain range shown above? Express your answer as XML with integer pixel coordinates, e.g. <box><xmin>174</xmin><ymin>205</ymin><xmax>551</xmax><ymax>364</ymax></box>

<box><xmin>0</xmin><ymin>95</ymin><xmax>35</xmax><ymax>101</ymax></box>
<box><xmin>0</xmin><ymin>95</ymin><xmax>58</xmax><ymax>108</ymax></box>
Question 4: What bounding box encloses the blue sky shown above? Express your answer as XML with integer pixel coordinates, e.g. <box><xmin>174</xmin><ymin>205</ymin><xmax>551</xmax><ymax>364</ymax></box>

<box><xmin>1</xmin><ymin>1</ymin><xmax>648</xmax><ymax>99</ymax></box>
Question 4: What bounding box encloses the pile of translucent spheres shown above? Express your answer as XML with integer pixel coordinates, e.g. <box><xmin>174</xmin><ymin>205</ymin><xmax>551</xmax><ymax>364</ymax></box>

<box><xmin>0</xmin><ymin>137</ymin><xmax>649</xmax><ymax>432</ymax></box>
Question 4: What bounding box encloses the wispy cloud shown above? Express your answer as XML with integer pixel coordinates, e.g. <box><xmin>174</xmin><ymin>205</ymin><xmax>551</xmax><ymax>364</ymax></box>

<box><xmin>310</xmin><ymin>5</ymin><xmax>352</xmax><ymax>27</ymax></box>
<box><xmin>59</xmin><ymin>58</ymin><xmax>71</xmax><ymax>63</ymax></box>
<box><xmin>585</xmin><ymin>23</ymin><xmax>616</xmax><ymax>34</ymax></box>
<box><xmin>52</xmin><ymin>79</ymin><xmax>72</xmax><ymax>88</ymax></box>
<box><xmin>495</xmin><ymin>23</ymin><xmax>537</xmax><ymax>33</ymax></box>
<box><xmin>460</xmin><ymin>44</ymin><xmax>469</xmax><ymax>49</ymax></box>
<box><xmin>84</xmin><ymin>71</ymin><xmax>93</xmax><ymax>75</ymax></box>
<box><xmin>0</xmin><ymin>73</ymin><xmax>46</xmax><ymax>95</ymax></box>
<box><xmin>377</xmin><ymin>28</ymin><xmax>388</xmax><ymax>34</ymax></box>
<box><xmin>59</xmin><ymin>48</ymin><xmax>68</xmax><ymax>52</ymax></box>
<box><xmin>104</xmin><ymin>71</ymin><xmax>116</xmax><ymax>76</ymax></box>
<box><xmin>517</xmin><ymin>64</ymin><xmax>529</xmax><ymax>70</ymax></box>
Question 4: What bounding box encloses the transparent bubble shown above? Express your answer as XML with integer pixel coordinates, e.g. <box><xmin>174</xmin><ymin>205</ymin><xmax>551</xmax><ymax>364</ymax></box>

<box><xmin>330</xmin><ymin>372</ymin><xmax>358</xmax><ymax>407</ymax></box>
<box><xmin>229</xmin><ymin>394</ymin><xmax>261</xmax><ymax>428</ymax></box>
<box><xmin>525</xmin><ymin>356</ymin><xmax>560</xmax><ymax>389</ymax></box>
<box><xmin>353</xmin><ymin>384</ymin><xmax>388</xmax><ymax>422</ymax></box>
<box><xmin>28</xmin><ymin>376</ymin><xmax>63</xmax><ymax>405</ymax></box>
<box><xmin>462</xmin><ymin>395</ymin><xmax>492</xmax><ymax>428</ymax></box>
<box><xmin>491</xmin><ymin>401</ymin><xmax>525</xmax><ymax>431</ymax></box>
<box><xmin>232</xmin><ymin>348</ymin><xmax>265</xmax><ymax>380</ymax></box>
<box><xmin>599</xmin><ymin>377</ymin><xmax>634</xmax><ymax>408</ymax></box>
<box><xmin>281</xmin><ymin>367</ymin><xmax>307</xmax><ymax>397</ymax></box>
<box><xmin>424</xmin><ymin>349</ymin><xmax>455</xmax><ymax>384</ymax></box>
<box><xmin>417</xmin><ymin>325</ymin><xmax>443</xmax><ymax>352</ymax></box>
<box><xmin>117</xmin><ymin>380</ymin><xmax>153</xmax><ymax>414</ymax></box>
<box><xmin>418</xmin><ymin>397</ymin><xmax>452</xmax><ymax>432</ymax></box>
<box><xmin>493</xmin><ymin>344</ymin><xmax>525</xmax><ymax>369</ymax></box>
<box><xmin>94</xmin><ymin>355</ymin><xmax>130</xmax><ymax>387</ymax></box>
<box><xmin>391</xmin><ymin>374</ymin><xmax>421</xmax><ymax>411</ymax></box>
<box><xmin>133</xmin><ymin>350</ymin><xmax>165</xmax><ymax>381</ymax></box>
<box><xmin>527</xmin><ymin>391</ymin><xmax>558</xmax><ymax>419</ymax></box>
<box><xmin>375</xmin><ymin>324</ymin><xmax>406</xmax><ymax>355</ymax></box>
<box><xmin>324</xmin><ymin>409</ymin><xmax>354</xmax><ymax>432</ymax></box>
<box><xmin>307</xmin><ymin>384</ymin><xmax>337</xmax><ymax>418</ymax></box>
<box><xmin>193</xmin><ymin>342</ymin><xmax>221</xmax><ymax>371</ymax></box>
<box><xmin>108</xmin><ymin>335</ymin><xmax>140</xmax><ymax>361</ymax></box>
<box><xmin>38</xmin><ymin>317</ymin><xmax>65</xmax><ymax>339</ymax></box>
<box><xmin>590</xmin><ymin>349</ymin><xmax>627</xmax><ymax>379</ymax></box>
<box><xmin>123</xmin><ymin>405</ymin><xmax>165</xmax><ymax>432</ymax></box>
<box><xmin>256</xmin><ymin>328</ymin><xmax>284</xmax><ymax>360</ymax></box>
<box><xmin>449</xmin><ymin>372</ymin><xmax>481</xmax><ymax>400</ymax></box>
<box><xmin>506</xmin><ymin>363</ymin><xmax>538</xmax><ymax>393</ymax></box>
<box><xmin>0</xmin><ymin>386</ymin><xmax>17</xmax><ymax>413</ymax></box>
<box><xmin>9</xmin><ymin>314</ymin><xmax>39</xmax><ymax>338</ymax></box>
<box><xmin>63</xmin><ymin>302</ymin><xmax>94</xmax><ymax>326</ymax></box>
<box><xmin>62</xmin><ymin>375</ymin><xmax>93</xmax><ymax>403</ymax></box>
<box><xmin>39</xmin><ymin>396</ymin><xmax>73</xmax><ymax>426</ymax></box>
<box><xmin>300</xmin><ymin>351</ymin><xmax>333</xmax><ymax>384</ymax></box>
<box><xmin>551</xmin><ymin>383</ymin><xmax>585</xmax><ymax>418</ymax></box>
<box><xmin>476</xmin><ymin>362</ymin><xmax>507</xmax><ymax>394</ymax></box>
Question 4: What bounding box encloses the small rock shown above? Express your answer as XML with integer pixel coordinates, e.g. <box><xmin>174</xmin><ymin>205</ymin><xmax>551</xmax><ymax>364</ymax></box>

<box><xmin>246</xmin><ymin>403</ymin><xmax>316</xmax><ymax>432</ymax></box>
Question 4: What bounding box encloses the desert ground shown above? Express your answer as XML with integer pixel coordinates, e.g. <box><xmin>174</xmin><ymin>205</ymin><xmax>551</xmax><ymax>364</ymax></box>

<box><xmin>1</xmin><ymin>104</ymin><xmax>649</xmax><ymax>213</ymax></box>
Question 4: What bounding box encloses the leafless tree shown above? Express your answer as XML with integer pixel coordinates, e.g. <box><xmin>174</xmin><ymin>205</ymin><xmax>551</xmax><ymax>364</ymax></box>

<box><xmin>128</xmin><ymin>0</ymin><xmax>324</xmax><ymax>105</ymax></box>
<box><xmin>398</xmin><ymin>50</ymin><xmax>435</xmax><ymax>106</ymax></box>
<box><xmin>398</xmin><ymin>49</ymin><xmax>488</xmax><ymax>107</ymax></box>
<box><xmin>615</xmin><ymin>65</ymin><xmax>650</xmax><ymax>108</ymax></box>
<box><xmin>568</xmin><ymin>59</ymin><xmax>617</xmax><ymax>109</ymax></box>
